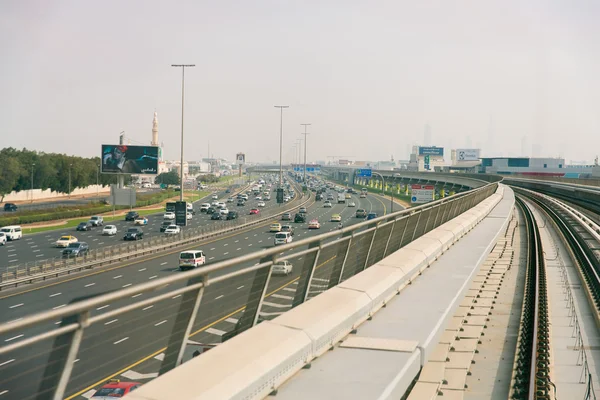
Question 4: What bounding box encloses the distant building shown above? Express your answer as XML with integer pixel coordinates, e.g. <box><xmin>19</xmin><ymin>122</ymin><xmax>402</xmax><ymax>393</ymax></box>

<box><xmin>408</xmin><ymin>145</ymin><xmax>445</xmax><ymax>172</ymax></box>
<box><xmin>480</xmin><ymin>157</ymin><xmax>596</xmax><ymax>178</ymax></box>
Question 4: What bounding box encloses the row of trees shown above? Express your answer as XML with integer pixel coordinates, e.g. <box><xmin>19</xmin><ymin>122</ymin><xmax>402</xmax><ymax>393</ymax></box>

<box><xmin>0</xmin><ymin>148</ymin><xmax>123</xmax><ymax>200</ymax></box>
<box><xmin>153</xmin><ymin>171</ymin><xmax>223</xmax><ymax>186</ymax></box>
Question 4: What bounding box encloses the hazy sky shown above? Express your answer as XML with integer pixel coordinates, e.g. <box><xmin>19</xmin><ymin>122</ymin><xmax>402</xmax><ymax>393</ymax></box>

<box><xmin>1</xmin><ymin>0</ymin><xmax>599</xmax><ymax>164</ymax></box>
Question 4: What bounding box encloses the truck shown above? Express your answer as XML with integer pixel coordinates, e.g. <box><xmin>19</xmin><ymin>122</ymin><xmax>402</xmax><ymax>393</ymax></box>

<box><xmin>337</xmin><ymin>193</ymin><xmax>346</xmax><ymax>204</ymax></box>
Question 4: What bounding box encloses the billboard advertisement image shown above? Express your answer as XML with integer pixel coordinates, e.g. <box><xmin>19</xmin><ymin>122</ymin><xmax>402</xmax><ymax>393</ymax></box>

<box><xmin>418</xmin><ymin>146</ymin><xmax>444</xmax><ymax>156</ymax></box>
<box><xmin>456</xmin><ymin>149</ymin><xmax>480</xmax><ymax>161</ymax></box>
<box><xmin>101</xmin><ymin>145</ymin><xmax>159</xmax><ymax>174</ymax></box>
<box><xmin>236</xmin><ymin>153</ymin><xmax>245</xmax><ymax>165</ymax></box>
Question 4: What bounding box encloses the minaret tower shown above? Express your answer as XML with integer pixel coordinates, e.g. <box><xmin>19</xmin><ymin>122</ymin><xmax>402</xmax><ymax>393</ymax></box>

<box><xmin>151</xmin><ymin>111</ymin><xmax>159</xmax><ymax>146</ymax></box>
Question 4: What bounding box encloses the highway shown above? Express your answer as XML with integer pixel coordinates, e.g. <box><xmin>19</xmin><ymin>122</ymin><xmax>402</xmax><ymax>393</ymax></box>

<box><xmin>0</xmin><ymin>185</ymin><xmax>391</xmax><ymax>399</ymax></box>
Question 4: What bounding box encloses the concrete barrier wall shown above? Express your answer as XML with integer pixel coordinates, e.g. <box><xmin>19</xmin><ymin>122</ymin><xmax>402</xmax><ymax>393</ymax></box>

<box><xmin>2</xmin><ymin>185</ymin><xmax>108</xmax><ymax>203</ymax></box>
<box><xmin>126</xmin><ymin>186</ymin><xmax>509</xmax><ymax>400</ymax></box>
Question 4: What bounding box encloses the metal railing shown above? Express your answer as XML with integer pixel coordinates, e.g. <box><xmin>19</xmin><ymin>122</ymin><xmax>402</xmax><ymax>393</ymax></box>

<box><xmin>0</xmin><ymin>186</ymin><xmax>309</xmax><ymax>288</ymax></box>
<box><xmin>0</xmin><ymin>181</ymin><xmax>498</xmax><ymax>400</ymax></box>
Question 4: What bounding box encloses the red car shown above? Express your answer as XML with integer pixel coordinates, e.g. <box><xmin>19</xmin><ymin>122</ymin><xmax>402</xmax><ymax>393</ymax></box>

<box><xmin>92</xmin><ymin>379</ymin><xmax>142</xmax><ymax>398</ymax></box>
<box><xmin>250</xmin><ymin>208</ymin><xmax>259</xmax><ymax>215</ymax></box>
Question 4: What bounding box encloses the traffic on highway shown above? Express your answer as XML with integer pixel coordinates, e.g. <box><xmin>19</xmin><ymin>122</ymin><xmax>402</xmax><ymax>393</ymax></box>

<box><xmin>0</xmin><ymin>173</ymin><xmax>394</xmax><ymax>399</ymax></box>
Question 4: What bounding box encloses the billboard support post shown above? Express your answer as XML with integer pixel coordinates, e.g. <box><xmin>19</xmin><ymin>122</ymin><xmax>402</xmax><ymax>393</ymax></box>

<box><xmin>171</xmin><ymin>64</ymin><xmax>195</xmax><ymax>202</ymax></box>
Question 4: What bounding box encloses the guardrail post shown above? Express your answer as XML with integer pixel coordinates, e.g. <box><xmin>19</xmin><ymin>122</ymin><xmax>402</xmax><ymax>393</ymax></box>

<box><xmin>382</xmin><ymin>218</ymin><xmax>397</xmax><ymax>258</ymax></box>
<box><xmin>328</xmin><ymin>231</ymin><xmax>354</xmax><ymax>288</ymax></box>
<box><xmin>362</xmin><ymin>223</ymin><xmax>379</xmax><ymax>271</ymax></box>
<box><xmin>232</xmin><ymin>254</ymin><xmax>275</xmax><ymax>334</ymax></box>
<box><xmin>410</xmin><ymin>211</ymin><xmax>423</xmax><ymax>242</ymax></box>
<box><xmin>159</xmin><ymin>275</ymin><xmax>206</xmax><ymax>375</ymax></box>
<box><xmin>422</xmin><ymin>207</ymin><xmax>434</xmax><ymax>234</ymax></box>
<box><xmin>292</xmin><ymin>241</ymin><xmax>322</xmax><ymax>307</ymax></box>
<box><xmin>430</xmin><ymin>204</ymin><xmax>443</xmax><ymax>231</ymax></box>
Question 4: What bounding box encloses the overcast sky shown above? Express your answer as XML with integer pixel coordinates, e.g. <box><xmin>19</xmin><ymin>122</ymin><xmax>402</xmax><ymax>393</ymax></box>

<box><xmin>1</xmin><ymin>0</ymin><xmax>599</xmax><ymax>164</ymax></box>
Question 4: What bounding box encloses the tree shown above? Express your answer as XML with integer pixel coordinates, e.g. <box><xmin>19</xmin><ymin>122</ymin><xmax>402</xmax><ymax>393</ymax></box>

<box><xmin>155</xmin><ymin>171</ymin><xmax>180</xmax><ymax>185</ymax></box>
<box><xmin>0</xmin><ymin>156</ymin><xmax>21</xmax><ymax>201</ymax></box>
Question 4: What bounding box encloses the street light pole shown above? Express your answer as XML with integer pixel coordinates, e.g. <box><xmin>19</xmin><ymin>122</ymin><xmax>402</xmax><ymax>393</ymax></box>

<box><xmin>96</xmin><ymin>164</ymin><xmax>100</xmax><ymax>198</ymax></box>
<box><xmin>31</xmin><ymin>163</ymin><xmax>35</xmax><ymax>202</ymax></box>
<box><xmin>274</xmin><ymin>105</ymin><xmax>289</xmax><ymax>187</ymax></box>
<box><xmin>172</xmin><ymin>64</ymin><xmax>196</xmax><ymax>202</ymax></box>
<box><xmin>300</xmin><ymin>124</ymin><xmax>311</xmax><ymax>183</ymax></box>
<box><xmin>373</xmin><ymin>171</ymin><xmax>393</xmax><ymax>214</ymax></box>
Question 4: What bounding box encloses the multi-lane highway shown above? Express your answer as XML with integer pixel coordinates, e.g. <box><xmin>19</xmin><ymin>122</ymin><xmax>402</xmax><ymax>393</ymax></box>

<box><xmin>0</xmin><ymin>180</ymin><xmax>392</xmax><ymax>400</ymax></box>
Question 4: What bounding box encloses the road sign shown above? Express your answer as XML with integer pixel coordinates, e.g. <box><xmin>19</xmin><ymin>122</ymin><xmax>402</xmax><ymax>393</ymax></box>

<box><xmin>410</xmin><ymin>185</ymin><xmax>434</xmax><ymax>204</ymax></box>
<box><xmin>356</xmin><ymin>169</ymin><xmax>372</xmax><ymax>177</ymax></box>
<box><xmin>175</xmin><ymin>201</ymin><xmax>188</xmax><ymax>226</ymax></box>
<box><xmin>276</xmin><ymin>188</ymin><xmax>284</xmax><ymax>204</ymax></box>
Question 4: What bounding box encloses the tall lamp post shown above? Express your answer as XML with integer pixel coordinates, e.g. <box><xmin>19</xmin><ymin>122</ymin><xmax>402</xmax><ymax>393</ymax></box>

<box><xmin>96</xmin><ymin>164</ymin><xmax>100</xmax><ymax>198</ymax></box>
<box><xmin>300</xmin><ymin>123</ymin><xmax>311</xmax><ymax>183</ymax></box>
<box><xmin>172</xmin><ymin>64</ymin><xmax>195</xmax><ymax>202</ymax></box>
<box><xmin>372</xmin><ymin>171</ymin><xmax>394</xmax><ymax>213</ymax></box>
<box><xmin>274</xmin><ymin>105</ymin><xmax>289</xmax><ymax>187</ymax></box>
<box><xmin>30</xmin><ymin>163</ymin><xmax>35</xmax><ymax>202</ymax></box>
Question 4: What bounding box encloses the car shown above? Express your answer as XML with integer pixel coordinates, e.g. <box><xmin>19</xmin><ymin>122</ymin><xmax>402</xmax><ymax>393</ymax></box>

<box><xmin>294</xmin><ymin>213</ymin><xmax>306</xmax><ymax>223</ymax></box>
<box><xmin>255</xmin><ymin>196</ymin><xmax>262</xmax><ymax>200</ymax></box>
<box><xmin>219</xmin><ymin>208</ymin><xmax>229</xmax><ymax>216</ymax></box>
<box><xmin>281</xmin><ymin>225</ymin><xmax>294</xmax><ymax>235</ymax></box>
<box><xmin>240</xmin><ymin>194</ymin><xmax>249</xmax><ymax>201</ymax></box>
<box><xmin>315</xmin><ymin>194</ymin><xmax>323</xmax><ymax>201</ymax></box>
<box><xmin>225</xmin><ymin>188</ymin><xmax>231</xmax><ymax>194</ymax></box>
<box><xmin>0</xmin><ymin>233</ymin><xmax>6</xmax><ymax>246</ymax></box>
<box><xmin>0</xmin><ymin>226</ymin><xmax>22</xmax><ymax>240</ymax></box>
<box><xmin>200</xmin><ymin>203</ymin><xmax>211</xmax><ymax>212</ymax></box>
<box><xmin>281</xmin><ymin>212</ymin><xmax>292</xmax><ymax>221</ymax></box>
<box><xmin>211</xmin><ymin>194</ymin><xmax>218</xmax><ymax>200</ymax></box>
<box><xmin>91</xmin><ymin>379</ymin><xmax>142</xmax><ymax>399</ymax></box>
<box><xmin>360</xmin><ymin>193</ymin><xmax>367</xmax><ymax>198</ymax></box>
<box><xmin>330</xmin><ymin>214</ymin><xmax>342</xmax><ymax>222</ymax></box>
<box><xmin>89</xmin><ymin>216</ymin><xmax>104</xmax><ymax>227</ymax></box>
<box><xmin>3</xmin><ymin>203</ymin><xmax>17</xmax><ymax>212</ymax></box>
<box><xmin>283</xmin><ymin>196</ymin><xmax>290</xmax><ymax>202</ymax></box>
<box><xmin>164</xmin><ymin>225</ymin><xmax>181</xmax><ymax>235</ymax></box>
<box><xmin>257</xmin><ymin>201</ymin><xmax>266</xmax><ymax>207</ymax></box>
<box><xmin>179</xmin><ymin>250</ymin><xmax>206</xmax><ymax>271</ymax></box>
<box><xmin>102</xmin><ymin>225</ymin><xmax>117</xmax><ymax>236</ymax></box>
<box><xmin>348</xmin><ymin>201</ymin><xmax>356</xmax><ymax>207</ymax></box>
<box><xmin>308</xmin><ymin>219</ymin><xmax>321</xmax><ymax>229</ymax></box>
<box><xmin>186</xmin><ymin>203</ymin><xmax>196</xmax><ymax>215</ymax></box>
<box><xmin>274</xmin><ymin>231</ymin><xmax>293</xmax><ymax>245</ymax></box>
<box><xmin>323</xmin><ymin>201</ymin><xmax>332</xmax><ymax>208</ymax></box>
<box><xmin>227</xmin><ymin>197</ymin><xmax>235</xmax><ymax>203</ymax></box>
<box><xmin>299</xmin><ymin>207</ymin><xmax>307</xmax><ymax>214</ymax></box>
<box><xmin>226</xmin><ymin>211</ymin><xmax>238</xmax><ymax>220</ymax></box>
<box><xmin>270</xmin><ymin>223</ymin><xmax>282</xmax><ymax>232</ymax></box>
<box><xmin>125</xmin><ymin>211</ymin><xmax>139</xmax><ymax>221</ymax></box>
<box><xmin>76</xmin><ymin>221</ymin><xmax>92</xmax><ymax>231</ymax></box>
<box><xmin>216</xmin><ymin>202</ymin><xmax>226</xmax><ymax>208</ymax></box>
<box><xmin>249</xmin><ymin>208</ymin><xmax>259</xmax><ymax>215</ymax></box>
<box><xmin>272</xmin><ymin>260</ymin><xmax>293</xmax><ymax>275</ymax></box>
<box><xmin>134</xmin><ymin>216</ymin><xmax>148</xmax><ymax>225</ymax></box>
<box><xmin>237</xmin><ymin>200</ymin><xmax>245</xmax><ymax>206</ymax></box>
<box><xmin>124</xmin><ymin>227</ymin><xmax>144</xmax><ymax>240</ymax></box>
<box><xmin>160</xmin><ymin>220</ymin><xmax>173</xmax><ymax>232</ymax></box>
<box><xmin>163</xmin><ymin>212</ymin><xmax>175</xmax><ymax>220</ymax></box>
<box><xmin>55</xmin><ymin>235</ymin><xmax>78</xmax><ymax>248</ymax></box>
<box><xmin>211</xmin><ymin>212</ymin><xmax>222</xmax><ymax>220</ymax></box>
<box><xmin>345</xmin><ymin>193</ymin><xmax>352</xmax><ymax>199</ymax></box>
<box><xmin>367</xmin><ymin>212</ymin><xmax>377</xmax><ymax>220</ymax></box>
<box><xmin>211</xmin><ymin>200</ymin><xmax>220</xmax><ymax>207</ymax></box>
<box><xmin>62</xmin><ymin>242</ymin><xmax>89</xmax><ymax>258</ymax></box>
<box><xmin>356</xmin><ymin>209</ymin><xmax>367</xmax><ymax>218</ymax></box>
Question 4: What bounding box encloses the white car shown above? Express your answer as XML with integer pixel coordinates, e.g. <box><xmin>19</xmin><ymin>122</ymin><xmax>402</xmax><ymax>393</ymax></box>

<box><xmin>257</xmin><ymin>201</ymin><xmax>266</xmax><ymax>207</ymax></box>
<box><xmin>216</xmin><ymin>202</ymin><xmax>226</xmax><ymax>208</ymax></box>
<box><xmin>164</xmin><ymin>225</ymin><xmax>181</xmax><ymax>235</ymax></box>
<box><xmin>272</xmin><ymin>260</ymin><xmax>293</xmax><ymax>275</ymax></box>
<box><xmin>102</xmin><ymin>225</ymin><xmax>117</xmax><ymax>236</ymax></box>
<box><xmin>324</xmin><ymin>201</ymin><xmax>332</xmax><ymax>208</ymax></box>
<box><xmin>255</xmin><ymin>196</ymin><xmax>262</xmax><ymax>200</ymax></box>
<box><xmin>219</xmin><ymin>207</ymin><xmax>229</xmax><ymax>216</ymax></box>
<box><xmin>134</xmin><ymin>216</ymin><xmax>148</xmax><ymax>225</ymax></box>
<box><xmin>211</xmin><ymin>194</ymin><xmax>218</xmax><ymax>200</ymax></box>
<box><xmin>187</xmin><ymin>212</ymin><xmax>193</xmax><ymax>220</ymax></box>
<box><xmin>348</xmin><ymin>201</ymin><xmax>356</xmax><ymax>207</ymax></box>
<box><xmin>283</xmin><ymin>196</ymin><xmax>290</xmax><ymax>202</ymax></box>
<box><xmin>164</xmin><ymin>212</ymin><xmax>175</xmax><ymax>220</ymax></box>
<box><xmin>200</xmin><ymin>203</ymin><xmax>210</xmax><ymax>212</ymax></box>
<box><xmin>55</xmin><ymin>235</ymin><xmax>78</xmax><ymax>248</ymax></box>
<box><xmin>211</xmin><ymin>201</ymin><xmax>220</xmax><ymax>206</ymax></box>
<box><xmin>0</xmin><ymin>232</ymin><xmax>6</xmax><ymax>246</ymax></box>
<box><xmin>227</xmin><ymin>197</ymin><xmax>234</xmax><ymax>203</ymax></box>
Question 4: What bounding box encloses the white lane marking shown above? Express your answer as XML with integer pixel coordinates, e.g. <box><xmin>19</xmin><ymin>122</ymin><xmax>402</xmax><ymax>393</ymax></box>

<box><xmin>259</xmin><ymin>311</ymin><xmax>285</xmax><ymax>317</ymax></box>
<box><xmin>223</xmin><ymin>243</ymin><xmax>228</xmax><ymax>246</ymax></box>
<box><xmin>121</xmin><ymin>370</ymin><xmax>159</xmax><ymax>380</ymax></box>
<box><xmin>206</xmin><ymin>327</ymin><xmax>227</xmax><ymax>336</ymax></box>
<box><xmin>225</xmin><ymin>318</ymin><xmax>239</xmax><ymax>324</ymax></box>
<box><xmin>210</xmin><ymin>247</ymin><xmax>215</xmax><ymax>250</ymax></box>
<box><xmin>54</xmin><ymin>321</ymin><xmax>61</xmax><ymax>325</ymax></box>
<box><xmin>223</xmin><ymin>252</ymin><xmax>229</xmax><ymax>255</ymax></box>
<box><xmin>36</xmin><ymin>254</ymin><xmax>45</xmax><ymax>257</ymax></box>
<box><xmin>96</xmin><ymin>305</ymin><xmax>109</xmax><ymax>310</ymax></box>
<box><xmin>0</xmin><ymin>359</ymin><xmax>15</xmax><ymax>367</ymax></box>
<box><xmin>32</xmin><ymin>249</ymin><xmax>40</xmax><ymax>253</ymax></box>
<box><xmin>292</xmin><ymin>281</ymin><xmax>298</xmax><ymax>285</ymax></box>
<box><xmin>258</xmin><ymin>240</ymin><xmax>263</xmax><ymax>243</ymax></box>
<box><xmin>283</xmin><ymin>287</ymin><xmax>296</xmax><ymax>292</ymax></box>
<box><xmin>8</xmin><ymin>318</ymin><xmax>22</xmax><ymax>324</ymax></box>
<box><xmin>262</xmin><ymin>301</ymin><xmax>292</xmax><ymax>308</ymax></box>
<box><xmin>312</xmin><ymin>277</ymin><xmax>328</xmax><ymax>282</ymax></box>
<box><xmin>209</xmin><ymin>256</ymin><xmax>215</xmax><ymax>260</ymax></box>
<box><xmin>8</xmin><ymin>260</ymin><xmax>18</xmax><ymax>263</ymax></box>
<box><xmin>104</xmin><ymin>319</ymin><xmax>118</xmax><ymax>325</ymax></box>
<box><xmin>113</xmin><ymin>275</ymin><xmax>123</xmax><ymax>279</ymax></box>
<box><xmin>0</xmin><ymin>390</ymin><xmax>8</xmax><ymax>396</ymax></box>
<box><xmin>236</xmin><ymin>248</ymin><xmax>241</xmax><ymax>251</ymax></box>
<box><xmin>142</xmin><ymin>305</ymin><xmax>154</xmax><ymax>311</ymax></box>
<box><xmin>138</xmin><ymin>268</ymin><xmax>147</xmax><ymax>272</ymax></box>
<box><xmin>52</xmin><ymin>304</ymin><xmax>66</xmax><ymax>310</ymax></box>
<box><xmin>160</xmin><ymin>262</ymin><xmax>168</xmax><ymax>266</ymax></box>
<box><xmin>122</xmin><ymin>283</ymin><xmax>132</xmax><ymax>288</ymax></box>
<box><xmin>131</xmin><ymin>293</ymin><xmax>142</xmax><ymax>298</ymax></box>
<box><xmin>234</xmin><ymin>240</ymin><xmax>239</xmax><ymax>243</ymax></box>
<box><xmin>271</xmin><ymin>293</ymin><xmax>293</xmax><ymax>300</ymax></box>
<box><xmin>154</xmin><ymin>320</ymin><xmax>167</xmax><ymax>326</ymax></box>
<box><xmin>74</xmin><ymin>358</ymin><xmax>80</xmax><ymax>363</ymax></box>
<box><xmin>85</xmin><ymin>283</ymin><xmax>95</xmax><ymax>287</ymax></box>
<box><xmin>92</xmin><ymin>238</ymin><xmax>98</xmax><ymax>241</ymax></box>
<box><xmin>244</xmin><ymin>237</ymin><xmax>248</xmax><ymax>239</ymax></box>
<box><xmin>98</xmin><ymin>242</ymin><xmax>104</xmax><ymax>245</ymax></box>
<box><xmin>171</xmin><ymin>294</ymin><xmax>181</xmax><ymax>299</ymax></box>
<box><xmin>149</xmin><ymin>275</ymin><xmax>157</xmax><ymax>280</ymax></box>
<box><xmin>30</xmin><ymin>245</ymin><xmax>38</xmax><ymax>248</ymax></box>
<box><xmin>215</xmin><ymin>295</ymin><xmax>224</xmax><ymax>300</ymax></box>
<box><xmin>6</xmin><ymin>249</ymin><xmax>15</xmax><ymax>252</ymax></box>
<box><xmin>113</xmin><ymin>337</ymin><xmax>129</xmax><ymax>345</ymax></box>
<box><xmin>154</xmin><ymin>353</ymin><xmax>165</xmax><ymax>361</ymax></box>
<box><xmin>237</xmin><ymin>285</ymin><xmax>244</xmax><ymax>290</ymax></box>
<box><xmin>5</xmin><ymin>334</ymin><xmax>24</xmax><ymax>342</ymax></box>
<box><xmin>9</xmin><ymin>303</ymin><xmax>24</xmax><ymax>309</ymax></box>
<box><xmin>7</xmin><ymin>254</ymin><xmax>16</xmax><ymax>257</ymax></box>
<box><xmin>248</xmin><ymin>244</ymin><xmax>253</xmax><ymax>246</ymax></box>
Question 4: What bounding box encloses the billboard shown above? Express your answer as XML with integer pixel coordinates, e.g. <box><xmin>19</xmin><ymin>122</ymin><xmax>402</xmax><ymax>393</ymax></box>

<box><xmin>418</xmin><ymin>146</ymin><xmax>444</xmax><ymax>156</ymax></box>
<box><xmin>410</xmin><ymin>184</ymin><xmax>434</xmax><ymax>204</ymax></box>
<box><xmin>101</xmin><ymin>145</ymin><xmax>159</xmax><ymax>174</ymax></box>
<box><xmin>456</xmin><ymin>148</ymin><xmax>480</xmax><ymax>161</ymax></box>
<box><xmin>175</xmin><ymin>201</ymin><xmax>187</xmax><ymax>227</ymax></box>
<box><xmin>236</xmin><ymin>153</ymin><xmax>245</xmax><ymax>165</ymax></box>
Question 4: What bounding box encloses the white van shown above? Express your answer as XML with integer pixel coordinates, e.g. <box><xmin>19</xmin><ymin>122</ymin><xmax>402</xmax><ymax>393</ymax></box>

<box><xmin>274</xmin><ymin>232</ymin><xmax>293</xmax><ymax>245</ymax></box>
<box><xmin>179</xmin><ymin>250</ymin><xmax>206</xmax><ymax>271</ymax></box>
<box><xmin>1</xmin><ymin>226</ymin><xmax>22</xmax><ymax>241</ymax></box>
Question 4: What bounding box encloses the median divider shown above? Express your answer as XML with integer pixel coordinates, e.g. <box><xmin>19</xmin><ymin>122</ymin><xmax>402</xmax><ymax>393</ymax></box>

<box><xmin>125</xmin><ymin>185</ymin><xmax>508</xmax><ymax>400</ymax></box>
<box><xmin>0</xmin><ymin>183</ymin><xmax>311</xmax><ymax>290</ymax></box>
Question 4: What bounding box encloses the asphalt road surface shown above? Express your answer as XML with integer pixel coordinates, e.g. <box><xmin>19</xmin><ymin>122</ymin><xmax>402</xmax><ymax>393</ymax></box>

<box><xmin>0</xmin><ymin>188</ymin><xmax>392</xmax><ymax>400</ymax></box>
